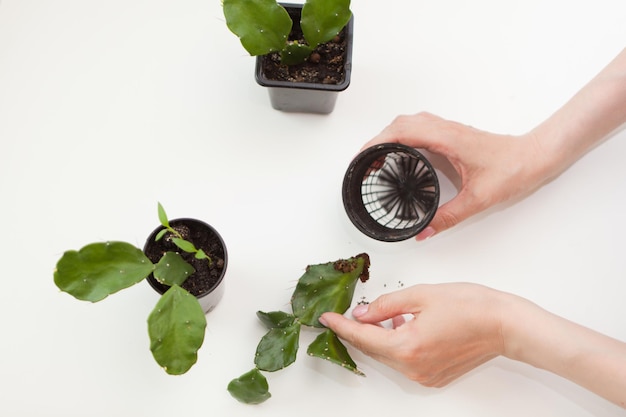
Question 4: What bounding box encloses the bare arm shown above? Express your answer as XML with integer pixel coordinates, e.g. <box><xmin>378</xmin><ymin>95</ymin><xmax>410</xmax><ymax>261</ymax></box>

<box><xmin>530</xmin><ymin>47</ymin><xmax>626</xmax><ymax>180</ymax></box>
<box><xmin>502</xmin><ymin>295</ymin><xmax>626</xmax><ymax>408</ymax></box>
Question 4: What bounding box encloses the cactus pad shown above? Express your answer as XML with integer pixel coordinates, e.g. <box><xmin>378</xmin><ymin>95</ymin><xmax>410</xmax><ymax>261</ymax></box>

<box><xmin>256</xmin><ymin>311</ymin><xmax>296</xmax><ymax>329</ymax></box>
<box><xmin>223</xmin><ymin>0</ymin><xmax>352</xmax><ymax>65</ymax></box>
<box><xmin>223</xmin><ymin>0</ymin><xmax>292</xmax><ymax>56</ymax></box>
<box><xmin>279</xmin><ymin>42</ymin><xmax>314</xmax><ymax>66</ymax></box>
<box><xmin>308</xmin><ymin>329</ymin><xmax>364</xmax><ymax>375</ymax></box>
<box><xmin>153</xmin><ymin>251</ymin><xmax>195</xmax><ymax>286</ymax></box>
<box><xmin>301</xmin><ymin>0</ymin><xmax>352</xmax><ymax>47</ymax></box>
<box><xmin>291</xmin><ymin>253</ymin><xmax>369</xmax><ymax>327</ymax></box>
<box><xmin>54</xmin><ymin>241</ymin><xmax>155</xmax><ymax>302</ymax></box>
<box><xmin>228</xmin><ymin>368</ymin><xmax>271</xmax><ymax>404</ymax></box>
<box><xmin>148</xmin><ymin>285</ymin><xmax>207</xmax><ymax>375</ymax></box>
<box><xmin>254</xmin><ymin>322</ymin><xmax>301</xmax><ymax>372</ymax></box>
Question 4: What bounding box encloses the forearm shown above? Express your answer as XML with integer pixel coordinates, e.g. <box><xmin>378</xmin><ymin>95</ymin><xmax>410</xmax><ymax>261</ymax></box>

<box><xmin>501</xmin><ymin>295</ymin><xmax>626</xmax><ymax>408</ymax></box>
<box><xmin>529</xmin><ymin>48</ymin><xmax>626</xmax><ymax>181</ymax></box>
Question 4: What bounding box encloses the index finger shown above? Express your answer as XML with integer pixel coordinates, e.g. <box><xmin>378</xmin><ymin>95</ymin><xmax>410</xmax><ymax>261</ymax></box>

<box><xmin>362</xmin><ymin>112</ymin><xmax>450</xmax><ymax>153</ymax></box>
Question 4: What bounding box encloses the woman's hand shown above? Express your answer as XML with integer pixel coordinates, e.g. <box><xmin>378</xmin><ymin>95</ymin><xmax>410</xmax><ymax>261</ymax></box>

<box><xmin>321</xmin><ymin>283</ymin><xmax>626</xmax><ymax>407</ymax></box>
<box><xmin>363</xmin><ymin>113</ymin><xmax>550</xmax><ymax>241</ymax></box>
<box><xmin>363</xmin><ymin>49</ymin><xmax>626</xmax><ymax>241</ymax></box>
<box><xmin>320</xmin><ymin>283</ymin><xmax>508</xmax><ymax>387</ymax></box>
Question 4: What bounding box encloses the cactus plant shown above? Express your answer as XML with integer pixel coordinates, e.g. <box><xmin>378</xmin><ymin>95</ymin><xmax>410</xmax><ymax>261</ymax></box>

<box><xmin>228</xmin><ymin>253</ymin><xmax>369</xmax><ymax>404</ymax></box>
<box><xmin>53</xmin><ymin>203</ymin><xmax>226</xmax><ymax>375</ymax></box>
<box><xmin>223</xmin><ymin>0</ymin><xmax>352</xmax><ymax>65</ymax></box>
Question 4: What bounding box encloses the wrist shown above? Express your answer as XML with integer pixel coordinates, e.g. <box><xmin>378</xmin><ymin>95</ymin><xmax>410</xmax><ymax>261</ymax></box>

<box><xmin>518</xmin><ymin>129</ymin><xmax>567</xmax><ymax>186</ymax></box>
<box><xmin>524</xmin><ymin>50</ymin><xmax>626</xmax><ymax>183</ymax></box>
<box><xmin>497</xmin><ymin>292</ymin><xmax>551</xmax><ymax>364</ymax></box>
<box><xmin>499</xmin><ymin>294</ymin><xmax>580</xmax><ymax>375</ymax></box>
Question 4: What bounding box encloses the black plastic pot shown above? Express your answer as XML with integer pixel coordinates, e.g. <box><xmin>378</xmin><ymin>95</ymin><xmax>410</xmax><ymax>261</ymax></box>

<box><xmin>342</xmin><ymin>144</ymin><xmax>440</xmax><ymax>242</ymax></box>
<box><xmin>143</xmin><ymin>218</ymin><xmax>227</xmax><ymax>313</ymax></box>
<box><xmin>255</xmin><ymin>3</ymin><xmax>354</xmax><ymax>114</ymax></box>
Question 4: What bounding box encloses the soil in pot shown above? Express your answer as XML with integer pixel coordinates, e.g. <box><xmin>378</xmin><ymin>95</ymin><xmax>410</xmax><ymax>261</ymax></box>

<box><xmin>144</xmin><ymin>219</ymin><xmax>226</xmax><ymax>297</ymax></box>
<box><xmin>259</xmin><ymin>7</ymin><xmax>349</xmax><ymax>85</ymax></box>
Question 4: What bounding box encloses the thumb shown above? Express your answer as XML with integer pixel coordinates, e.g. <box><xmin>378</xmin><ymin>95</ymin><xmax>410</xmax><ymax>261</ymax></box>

<box><xmin>416</xmin><ymin>190</ymin><xmax>478</xmax><ymax>240</ymax></box>
<box><xmin>319</xmin><ymin>312</ymin><xmax>390</xmax><ymax>358</ymax></box>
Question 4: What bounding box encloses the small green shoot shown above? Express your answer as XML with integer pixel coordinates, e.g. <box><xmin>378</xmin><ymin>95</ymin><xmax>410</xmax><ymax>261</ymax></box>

<box><xmin>156</xmin><ymin>202</ymin><xmax>212</xmax><ymax>265</ymax></box>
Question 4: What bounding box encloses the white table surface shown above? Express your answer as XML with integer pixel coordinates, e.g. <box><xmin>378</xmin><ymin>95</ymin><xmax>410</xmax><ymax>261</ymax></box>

<box><xmin>1</xmin><ymin>1</ymin><xmax>625</xmax><ymax>415</ymax></box>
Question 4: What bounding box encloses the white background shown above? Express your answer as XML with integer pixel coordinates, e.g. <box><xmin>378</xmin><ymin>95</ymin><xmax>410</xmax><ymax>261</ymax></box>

<box><xmin>1</xmin><ymin>1</ymin><xmax>625</xmax><ymax>416</ymax></box>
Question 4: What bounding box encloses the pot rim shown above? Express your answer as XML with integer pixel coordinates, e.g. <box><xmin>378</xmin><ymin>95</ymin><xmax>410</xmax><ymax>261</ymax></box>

<box><xmin>342</xmin><ymin>144</ymin><xmax>440</xmax><ymax>242</ymax></box>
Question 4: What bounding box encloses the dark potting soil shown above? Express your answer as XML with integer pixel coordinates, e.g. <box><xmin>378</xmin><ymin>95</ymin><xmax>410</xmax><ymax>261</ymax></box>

<box><xmin>334</xmin><ymin>252</ymin><xmax>370</xmax><ymax>283</ymax></box>
<box><xmin>144</xmin><ymin>220</ymin><xmax>225</xmax><ymax>297</ymax></box>
<box><xmin>259</xmin><ymin>24</ymin><xmax>349</xmax><ymax>85</ymax></box>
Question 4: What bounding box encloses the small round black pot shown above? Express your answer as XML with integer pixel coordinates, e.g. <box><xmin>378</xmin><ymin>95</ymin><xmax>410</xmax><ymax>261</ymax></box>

<box><xmin>143</xmin><ymin>218</ymin><xmax>227</xmax><ymax>313</ymax></box>
<box><xmin>342</xmin><ymin>143</ymin><xmax>440</xmax><ymax>242</ymax></box>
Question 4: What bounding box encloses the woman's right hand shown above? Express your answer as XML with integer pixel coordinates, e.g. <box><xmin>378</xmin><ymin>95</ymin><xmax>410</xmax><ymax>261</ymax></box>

<box><xmin>321</xmin><ymin>282</ymin><xmax>626</xmax><ymax>408</ymax></box>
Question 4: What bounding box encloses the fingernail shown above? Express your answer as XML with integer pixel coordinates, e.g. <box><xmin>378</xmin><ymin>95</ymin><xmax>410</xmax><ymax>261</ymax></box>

<box><xmin>352</xmin><ymin>303</ymin><xmax>369</xmax><ymax>318</ymax></box>
<box><xmin>318</xmin><ymin>315</ymin><xmax>329</xmax><ymax>327</ymax></box>
<box><xmin>416</xmin><ymin>226</ymin><xmax>436</xmax><ymax>241</ymax></box>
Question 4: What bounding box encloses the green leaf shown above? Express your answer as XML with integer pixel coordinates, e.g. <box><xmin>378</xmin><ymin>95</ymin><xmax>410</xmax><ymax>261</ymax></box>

<box><xmin>194</xmin><ymin>248</ymin><xmax>208</xmax><ymax>260</ymax></box>
<box><xmin>291</xmin><ymin>254</ymin><xmax>369</xmax><ymax>327</ymax></box>
<box><xmin>228</xmin><ymin>368</ymin><xmax>271</xmax><ymax>404</ymax></box>
<box><xmin>172</xmin><ymin>238</ymin><xmax>197</xmax><ymax>254</ymax></box>
<box><xmin>155</xmin><ymin>229</ymin><xmax>168</xmax><ymax>242</ymax></box>
<box><xmin>148</xmin><ymin>285</ymin><xmax>207</xmax><ymax>375</ymax></box>
<box><xmin>54</xmin><ymin>241</ymin><xmax>155</xmax><ymax>302</ymax></box>
<box><xmin>157</xmin><ymin>202</ymin><xmax>169</xmax><ymax>228</ymax></box>
<box><xmin>223</xmin><ymin>0</ymin><xmax>292</xmax><ymax>56</ymax></box>
<box><xmin>279</xmin><ymin>41</ymin><xmax>314</xmax><ymax>65</ymax></box>
<box><xmin>308</xmin><ymin>329</ymin><xmax>364</xmax><ymax>376</ymax></box>
<box><xmin>254</xmin><ymin>322</ymin><xmax>300</xmax><ymax>372</ymax></box>
<box><xmin>301</xmin><ymin>0</ymin><xmax>352</xmax><ymax>47</ymax></box>
<box><xmin>256</xmin><ymin>311</ymin><xmax>296</xmax><ymax>329</ymax></box>
<box><xmin>153</xmin><ymin>252</ymin><xmax>195</xmax><ymax>286</ymax></box>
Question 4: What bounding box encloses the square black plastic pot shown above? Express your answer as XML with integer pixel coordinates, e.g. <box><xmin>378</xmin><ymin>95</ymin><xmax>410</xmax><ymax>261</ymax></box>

<box><xmin>255</xmin><ymin>3</ymin><xmax>354</xmax><ymax>114</ymax></box>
